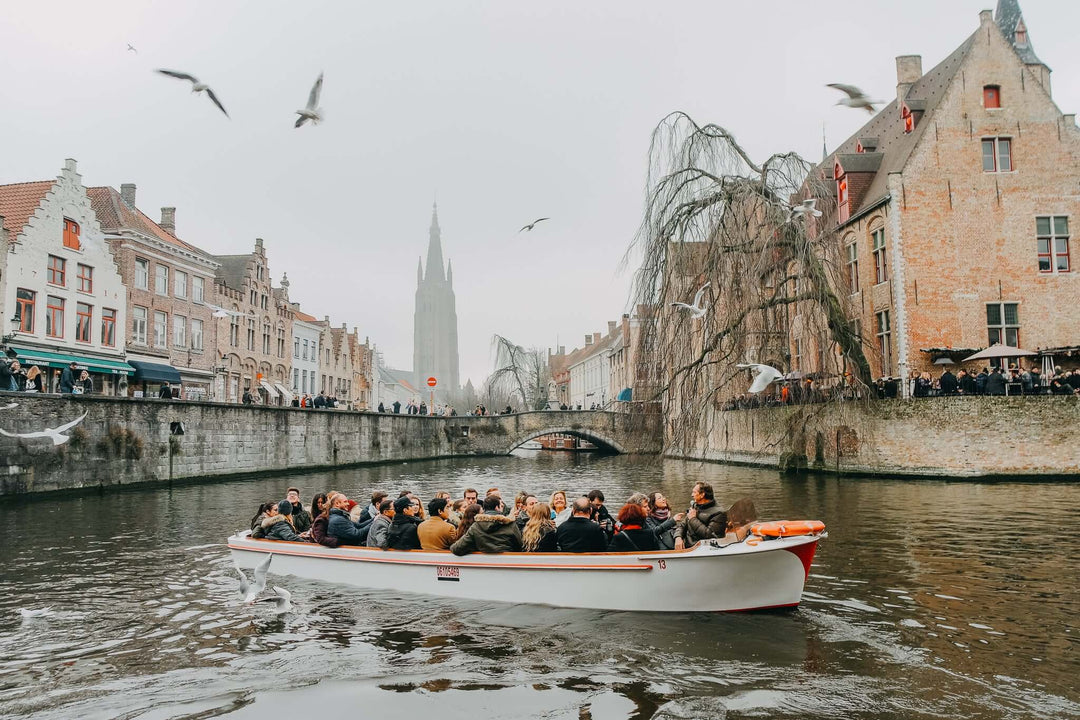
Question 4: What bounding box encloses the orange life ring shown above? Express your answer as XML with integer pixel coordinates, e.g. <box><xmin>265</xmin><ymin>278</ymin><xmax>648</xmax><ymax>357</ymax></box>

<box><xmin>750</xmin><ymin>520</ymin><xmax>825</xmax><ymax>538</ymax></box>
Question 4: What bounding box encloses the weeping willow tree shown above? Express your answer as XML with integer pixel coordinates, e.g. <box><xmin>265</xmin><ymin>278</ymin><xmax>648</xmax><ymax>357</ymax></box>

<box><xmin>485</xmin><ymin>334</ymin><xmax>551</xmax><ymax>412</ymax></box>
<box><xmin>627</xmin><ymin>112</ymin><xmax>875</xmax><ymax>457</ymax></box>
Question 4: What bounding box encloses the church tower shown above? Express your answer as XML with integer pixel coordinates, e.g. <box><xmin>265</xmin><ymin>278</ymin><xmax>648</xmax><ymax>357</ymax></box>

<box><xmin>413</xmin><ymin>202</ymin><xmax>460</xmax><ymax>403</ymax></box>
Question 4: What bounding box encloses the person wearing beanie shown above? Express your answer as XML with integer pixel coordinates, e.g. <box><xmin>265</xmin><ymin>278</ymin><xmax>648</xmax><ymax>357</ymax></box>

<box><xmin>260</xmin><ymin>499</ymin><xmax>305</xmax><ymax>542</ymax></box>
<box><xmin>326</xmin><ymin>493</ymin><xmax>371</xmax><ymax>546</ymax></box>
<box><xmin>383</xmin><ymin>495</ymin><xmax>422</xmax><ymax>550</ymax></box>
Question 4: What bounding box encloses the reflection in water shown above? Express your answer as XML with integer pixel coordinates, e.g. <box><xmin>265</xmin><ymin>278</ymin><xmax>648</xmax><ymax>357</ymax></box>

<box><xmin>0</xmin><ymin>452</ymin><xmax>1076</xmax><ymax>719</ymax></box>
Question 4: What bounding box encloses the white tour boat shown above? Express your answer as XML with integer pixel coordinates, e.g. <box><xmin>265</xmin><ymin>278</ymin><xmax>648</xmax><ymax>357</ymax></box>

<box><xmin>227</xmin><ymin>520</ymin><xmax>825</xmax><ymax>613</ymax></box>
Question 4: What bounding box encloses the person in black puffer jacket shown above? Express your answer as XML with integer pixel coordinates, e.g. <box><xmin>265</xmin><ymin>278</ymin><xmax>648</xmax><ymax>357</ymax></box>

<box><xmin>384</xmin><ymin>495</ymin><xmax>423</xmax><ymax>550</ymax></box>
<box><xmin>608</xmin><ymin>503</ymin><xmax>659</xmax><ymax>552</ymax></box>
<box><xmin>261</xmin><ymin>500</ymin><xmax>305</xmax><ymax>542</ymax></box>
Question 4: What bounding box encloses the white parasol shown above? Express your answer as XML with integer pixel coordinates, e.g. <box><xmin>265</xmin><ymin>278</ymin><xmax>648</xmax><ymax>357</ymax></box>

<box><xmin>962</xmin><ymin>343</ymin><xmax>1037</xmax><ymax>362</ymax></box>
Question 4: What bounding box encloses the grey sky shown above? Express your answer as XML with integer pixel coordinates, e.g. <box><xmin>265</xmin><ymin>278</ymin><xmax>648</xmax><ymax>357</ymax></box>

<box><xmin>2</xmin><ymin>0</ymin><xmax>1077</xmax><ymax>387</ymax></box>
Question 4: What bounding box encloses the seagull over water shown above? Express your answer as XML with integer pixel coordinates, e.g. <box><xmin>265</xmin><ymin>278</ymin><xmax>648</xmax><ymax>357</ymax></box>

<box><xmin>519</xmin><ymin>217</ymin><xmax>549</xmax><ymax>233</ymax></box>
<box><xmin>294</xmin><ymin>72</ymin><xmax>324</xmax><ymax>128</ymax></box>
<box><xmin>827</xmin><ymin>83</ymin><xmax>880</xmax><ymax>114</ymax></box>
<box><xmin>155</xmin><ymin>69</ymin><xmax>229</xmax><ymax>117</ymax></box>
<box><xmin>787</xmin><ymin>198</ymin><xmax>823</xmax><ymax>222</ymax></box>
<box><xmin>736</xmin><ymin>364</ymin><xmax>785</xmax><ymax>394</ymax></box>
<box><xmin>0</xmin><ymin>412</ymin><xmax>87</xmax><ymax>446</ymax></box>
<box><xmin>236</xmin><ymin>553</ymin><xmax>273</xmax><ymax>604</ymax></box>
<box><xmin>256</xmin><ymin>586</ymin><xmax>293</xmax><ymax>613</ymax></box>
<box><xmin>670</xmin><ymin>282</ymin><xmax>710</xmax><ymax>319</ymax></box>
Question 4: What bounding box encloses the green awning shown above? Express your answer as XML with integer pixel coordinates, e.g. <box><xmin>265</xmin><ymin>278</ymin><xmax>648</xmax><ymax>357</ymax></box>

<box><xmin>8</xmin><ymin>346</ymin><xmax>134</xmax><ymax>375</ymax></box>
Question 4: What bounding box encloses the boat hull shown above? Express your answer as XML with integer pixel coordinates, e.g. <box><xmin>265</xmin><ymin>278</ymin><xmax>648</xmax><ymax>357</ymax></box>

<box><xmin>228</xmin><ymin>533</ymin><xmax>820</xmax><ymax>613</ymax></box>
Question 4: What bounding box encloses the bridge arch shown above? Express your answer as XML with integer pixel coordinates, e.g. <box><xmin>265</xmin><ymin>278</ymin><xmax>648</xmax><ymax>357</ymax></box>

<box><xmin>503</xmin><ymin>424</ymin><xmax>626</xmax><ymax>455</ymax></box>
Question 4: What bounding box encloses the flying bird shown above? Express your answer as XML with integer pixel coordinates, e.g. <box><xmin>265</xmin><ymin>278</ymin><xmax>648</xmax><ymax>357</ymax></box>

<box><xmin>519</xmin><ymin>218</ymin><xmax>549</xmax><ymax>233</ymax></box>
<box><xmin>0</xmin><ymin>402</ymin><xmax>18</xmax><ymax>410</ymax></box>
<box><xmin>236</xmin><ymin>553</ymin><xmax>273</xmax><ymax>604</ymax></box>
<box><xmin>670</xmin><ymin>282</ymin><xmax>710</xmax><ymax>319</ymax></box>
<box><xmin>827</xmin><ymin>84</ymin><xmax>880</xmax><ymax>114</ymax></box>
<box><xmin>127</xmin><ymin>44</ymin><xmax>138</xmax><ymax>54</ymax></box>
<box><xmin>736</xmin><ymin>364</ymin><xmax>785</xmax><ymax>394</ymax></box>
<box><xmin>155</xmin><ymin>69</ymin><xmax>229</xmax><ymax>117</ymax></box>
<box><xmin>255</xmin><ymin>586</ymin><xmax>293</xmax><ymax>613</ymax></box>
<box><xmin>0</xmin><ymin>412</ymin><xmax>87</xmax><ymax>446</ymax></box>
<box><xmin>294</xmin><ymin>72</ymin><xmax>324</xmax><ymax>128</ymax></box>
<box><xmin>204</xmin><ymin>303</ymin><xmax>246</xmax><ymax>319</ymax></box>
<box><xmin>787</xmin><ymin>198</ymin><xmax>823</xmax><ymax>222</ymax></box>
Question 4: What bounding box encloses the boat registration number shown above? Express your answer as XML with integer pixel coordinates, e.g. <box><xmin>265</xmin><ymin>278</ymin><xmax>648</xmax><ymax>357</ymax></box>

<box><xmin>436</xmin><ymin>565</ymin><xmax>460</xmax><ymax>582</ymax></box>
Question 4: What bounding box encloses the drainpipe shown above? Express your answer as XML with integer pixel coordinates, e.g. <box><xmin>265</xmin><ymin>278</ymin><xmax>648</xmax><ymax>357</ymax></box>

<box><xmin>886</xmin><ymin>173</ymin><xmax>910</xmax><ymax>397</ymax></box>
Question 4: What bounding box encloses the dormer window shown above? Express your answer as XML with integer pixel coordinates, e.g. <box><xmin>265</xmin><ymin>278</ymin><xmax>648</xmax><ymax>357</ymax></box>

<box><xmin>856</xmin><ymin>142</ymin><xmax>864</xmax><ymax>154</ymax></box>
<box><xmin>901</xmin><ymin>105</ymin><xmax>914</xmax><ymax>134</ymax></box>
<box><xmin>835</xmin><ymin>161</ymin><xmax>849</xmax><ymax>224</ymax></box>
<box><xmin>984</xmin><ymin>85</ymin><xmax>1001</xmax><ymax>109</ymax></box>
<box><xmin>1015</xmin><ymin>19</ymin><xmax>1027</xmax><ymax>45</ymax></box>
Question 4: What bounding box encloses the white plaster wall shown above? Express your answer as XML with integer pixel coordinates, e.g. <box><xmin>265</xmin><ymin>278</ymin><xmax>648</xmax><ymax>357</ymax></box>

<box><xmin>291</xmin><ymin>319</ymin><xmax>320</xmax><ymax>395</ymax></box>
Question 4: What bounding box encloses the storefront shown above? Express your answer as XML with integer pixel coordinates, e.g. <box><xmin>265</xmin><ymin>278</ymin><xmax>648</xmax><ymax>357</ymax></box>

<box><xmin>128</xmin><ymin>360</ymin><xmax>183</xmax><ymax>398</ymax></box>
<box><xmin>7</xmin><ymin>345</ymin><xmax>134</xmax><ymax>395</ymax></box>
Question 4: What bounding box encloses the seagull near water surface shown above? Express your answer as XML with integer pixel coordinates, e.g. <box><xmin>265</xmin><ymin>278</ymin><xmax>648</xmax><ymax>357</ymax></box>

<box><xmin>236</xmin><ymin>553</ymin><xmax>273</xmax><ymax>604</ymax></box>
<box><xmin>0</xmin><ymin>412</ymin><xmax>87</xmax><ymax>446</ymax></box>
<box><xmin>294</xmin><ymin>72</ymin><xmax>324</xmax><ymax>128</ymax></box>
<box><xmin>155</xmin><ymin>69</ymin><xmax>229</xmax><ymax>118</ymax></box>
<box><xmin>670</xmin><ymin>282</ymin><xmax>710</xmax><ymax>319</ymax></box>
<box><xmin>736</xmin><ymin>364</ymin><xmax>785</xmax><ymax>394</ymax></box>
<box><xmin>827</xmin><ymin>83</ymin><xmax>881</xmax><ymax>115</ymax></box>
<box><xmin>255</xmin><ymin>587</ymin><xmax>293</xmax><ymax>613</ymax></box>
<box><xmin>519</xmin><ymin>217</ymin><xmax>549</xmax><ymax>233</ymax></box>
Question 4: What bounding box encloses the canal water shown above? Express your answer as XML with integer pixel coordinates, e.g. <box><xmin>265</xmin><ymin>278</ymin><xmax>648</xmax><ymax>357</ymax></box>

<box><xmin>0</xmin><ymin>452</ymin><xmax>1075</xmax><ymax>719</ymax></box>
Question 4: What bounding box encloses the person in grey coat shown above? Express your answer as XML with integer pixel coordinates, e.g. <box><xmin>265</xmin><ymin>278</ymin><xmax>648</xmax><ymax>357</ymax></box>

<box><xmin>366</xmin><ymin>498</ymin><xmax>395</xmax><ymax>548</ymax></box>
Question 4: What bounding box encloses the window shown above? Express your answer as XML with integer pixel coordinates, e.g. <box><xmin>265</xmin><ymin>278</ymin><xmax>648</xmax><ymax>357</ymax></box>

<box><xmin>846</xmin><ymin>239</ymin><xmax>859</xmax><ymax>293</ymax></box>
<box><xmin>191</xmin><ymin>318</ymin><xmax>204</xmax><ymax>350</ymax></box>
<box><xmin>260</xmin><ymin>294</ymin><xmax>268</xmax><ymax>310</ymax></box>
<box><xmin>256</xmin><ymin>265</ymin><xmax>264</xmax><ymax>281</ymax></box>
<box><xmin>135</xmin><ymin>258</ymin><xmax>149</xmax><ymax>290</ymax></box>
<box><xmin>154</xmin><ymin>265</ymin><xmax>168</xmax><ymax>295</ymax></box>
<box><xmin>174</xmin><ymin>315</ymin><xmax>187</xmax><ymax>348</ymax></box>
<box><xmin>47</xmin><ymin>255</ymin><xmax>66</xmax><ymax>286</ymax></box>
<box><xmin>101</xmin><ymin>308</ymin><xmax>116</xmax><ymax>347</ymax></box>
<box><xmin>246</xmin><ymin>318</ymin><xmax>255</xmax><ymax>351</ymax></box>
<box><xmin>15</xmin><ymin>289</ymin><xmax>35</xmax><ymax>333</ymax></box>
<box><xmin>902</xmin><ymin>106</ymin><xmax>914</xmax><ymax>134</ymax></box>
<box><xmin>230</xmin><ymin>312</ymin><xmax>240</xmax><ymax>347</ymax></box>
<box><xmin>192</xmin><ymin>276</ymin><xmax>205</xmax><ymax>303</ymax></box>
<box><xmin>249</xmin><ymin>289</ymin><xmax>257</xmax><ymax>305</ymax></box>
<box><xmin>983</xmin><ymin>85</ymin><xmax>1001</xmax><ymax>109</ymax></box>
<box><xmin>154</xmin><ymin>311</ymin><xmax>167</xmax><ymax>348</ymax></box>
<box><xmin>982</xmin><ymin>137</ymin><xmax>1012</xmax><ymax>172</ymax></box>
<box><xmin>77</xmin><ymin>264</ymin><xmax>93</xmax><ymax>293</ymax></box>
<box><xmin>302</xmin><ymin>339</ymin><xmax>309</xmax><ymax>360</ymax></box>
<box><xmin>262</xmin><ymin>321</ymin><xmax>271</xmax><ymax>354</ymax></box>
<box><xmin>174</xmin><ymin>270</ymin><xmax>188</xmax><ymax>299</ymax></box>
<box><xmin>132</xmin><ymin>306</ymin><xmax>147</xmax><ymax>345</ymax></box>
<box><xmin>293</xmin><ymin>368</ymin><xmax>299</xmax><ymax>391</ymax></box>
<box><xmin>277</xmin><ymin>326</ymin><xmax>286</xmax><ymax>357</ymax></box>
<box><xmin>987</xmin><ymin>302</ymin><xmax>1020</xmax><ymax>347</ymax></box>
<box><xmin>294</xmin><ymin>337</ymin><xmax>300</xmax><ymax>358</ymax></box>
<box><xmin>871</xmin><ymin>228</ymin><xmax>888</xmax><ymax>284</ymax></box>
<box><xmin>1037</xmin><ymin>216</ymin><xmax>1070</xmax><ymax>273</ymax></box>
<box><xmin>876</xmin><ymin>310</ymin><xmax>892</xmax><ymax>376</ymax></box>
<box><xmin>311</xmin><ymin>340</ymin><xmax>317</xmax><ymax>357</ymax></box>
<box><xmin>76</xmin><ymin>302</ymin><xmax>92</xmax><ymax>342</ymax></box>
<box><xmin>63</xmin><ymin>218</ymin><xmax>81</xmax><ymax>249</ymax></box>
<box><xmin>46</xmin><ymin>296</ymin><xmax>64</xmax><ymax>338</ymax></box>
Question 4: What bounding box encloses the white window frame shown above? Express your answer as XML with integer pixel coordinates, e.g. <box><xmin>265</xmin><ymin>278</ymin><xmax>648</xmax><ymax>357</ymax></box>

<box><xmin>132</xmin><ymin>306</ymin><xmax>147</xmax><ymax>345</ymax></box>
<box><xmin>135</xmin><ymin>258</ymin><xmax>149</xmax><ymax>290</ymax></box>
<box><xmin>191</xmin><ymin>318</ymin><xmax>204</xmax><ymax>351</ymax></box>
<box><xmin>173</xmin><ymin>315</ymin><xmax>187</xmax><ymax>348</ymax></box>
<box><xmin>174</xmin><ymin>270</ymin><xmax>188</xmax><ymax>299</ymax></box>
<box><xmin>981</xmin><ymin>137</ymin><xmax>1013</xmax><ymax>173</ymax></box>
<box><xmin>192</xmin><ymin>276</ymin><xmax>205</xmax><ymax>303</ymax></box>
<box><xmin>153</xmin><ymin>310</ymin><xmax>168</xmax><ymax>348</ymax></box>
<box><xmin>154</xmin><ymin>265</ymin><xmax>169</xmax><ymax>296</ymax></box>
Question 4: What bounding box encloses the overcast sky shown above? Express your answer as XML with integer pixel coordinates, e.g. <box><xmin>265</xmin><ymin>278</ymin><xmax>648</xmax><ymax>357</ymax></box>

<box><xmin>3</xmin><ymin>0</ymin><xmax>1077</xmax><ymax>386</ymax></box>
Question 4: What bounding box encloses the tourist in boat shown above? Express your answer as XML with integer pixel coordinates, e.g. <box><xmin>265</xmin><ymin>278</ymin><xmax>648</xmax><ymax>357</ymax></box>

<box><xmin>587</xmin><ymin>490</ymin><xmax>615</xmax><ymax>537</ymax></box>
<box><xmin>674</xmin><ymin>483</ymin><xmax>727</xmax><ymax>550</ymax></box>
<box><xmin>327</xmin><ymin>493</ymin><xmax>371</xmax><ymax>546</ymax></box>
<box><xmin>549</xmin><ymin>491</ymin><xmax>571</xmax><ymax>526</ymax></box>
<box><xmin>249</xmin><ymin>501</ymin><xmax>276</xmax><ymax>538</ymax></box>
<box><xmin>521</xmin><ymin>502</ymin><xmax>557</xmax><ymax>552</ymax></box>
<box><xmin>411</xmin><ymin>495</ymin><xmax>426</xmax><ymax>521</ymax></box>
<box><xmin>262</xmin><ymin>500</ymin><xmax>305</xmax><ymax>542</ymax></box>
<box><xmin>450</xmin><ymin>495</ymin><xmax>523</xmax><ymax>555</ymax></box>
<box><xmin>418</xmin><ymin>497</ymin><xmax>456</xmax><ymax>550</ymax></box>
<box><xmin>286</xmin><ymin>488</ymin><xmax>312</xmax><ymax>533</ymax></box>
<box><xmin>310</xmin><ymin>493</ymin><xmax>329</xmax><ymax>521</ymax></box>
<box><xmin>645</xmin><ymin>492</ymin><xmax>681</xmax><ymax>550</ymax></box>
<box><xmin>555</xmin><ymin>498</ymin><xmax>608</xmax><ymax>553</ymax></box>
<box><xmin>462</xmin><ymin>488</ymin><xmax>480</xmax><ymax>507</ymax></box>
<box><xmin>515</xmin><ymin>494</ymin><xmax>538</xmax><ymax>530</ymax></box>
<box><xmin>453</xmin><ymin>503</ymin><xmax>482</xmax><ymax>542</ymax></box>
<box><xmin>608</xmin><ymin>503</ymin><xmax>660</xmax><ymax>552</ymax></box>
<box><xmin>447</xmin><ymin>499</ymin><xmax>466</xmax><ymax>528</ymax></box>
<box><xmin>359</xmin><ymin>491</ymin><xmax>388</xmax><ymax>525</ymax></box>
<box><xmin>366</xmin><ymin>499</ymin><xmax>395</xmax><ymax>547</ymax></box>
<box><xmin>384</xmin><ymin>496</ymin><xmax>423</xmax><ymax>550</ymax></box>
<box><xmin>310</xmin><ymin>501</ymin><xmax>339</xmax><ymax>548</ymax></box>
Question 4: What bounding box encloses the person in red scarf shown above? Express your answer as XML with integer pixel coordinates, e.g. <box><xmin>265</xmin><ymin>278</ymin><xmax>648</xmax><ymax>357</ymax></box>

<box><xmin>608</xmin><ymin>503</ymin><xmax>659</xmax><ymax>552</ymax></box>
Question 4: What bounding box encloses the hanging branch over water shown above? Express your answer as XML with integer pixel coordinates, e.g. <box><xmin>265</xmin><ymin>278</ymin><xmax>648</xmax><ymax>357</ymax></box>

<box><xmin>627</xmin><ymin>112</ymin><xmax>875</xmax><ymax>454</ymax></box>
<box><xmin>485</xmin><ymin>334</ymin><xmax>551</xmax><ymax>411</ymax></box>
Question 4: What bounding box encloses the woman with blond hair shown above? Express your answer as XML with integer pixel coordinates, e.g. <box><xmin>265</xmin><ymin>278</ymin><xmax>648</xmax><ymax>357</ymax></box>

<box><xmin>522</xmin><ymin>502</ymin><xmax>557</xmax><ymax>552</ymax></box>
<box><xmin>549</xmin><ymin>490</ymin><xmax>571</xmax><ymax>526</ymax></box>
<box><xmin>23</xmin><ymin>365</ymin><xmax>44</xmax><ymax>393</ymax></box>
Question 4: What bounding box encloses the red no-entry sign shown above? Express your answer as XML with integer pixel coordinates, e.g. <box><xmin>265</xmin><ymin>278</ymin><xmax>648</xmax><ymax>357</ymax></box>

<box><xmin>427</xmin><ymin>376</ymin><xmax>437</xmax><ymax>387</ymax></box>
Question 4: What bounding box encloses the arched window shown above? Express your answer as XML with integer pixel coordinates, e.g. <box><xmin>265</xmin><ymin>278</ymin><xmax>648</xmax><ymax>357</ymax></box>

<box><xmin>844</xmin><ymin>234</ymin><xmax>859</xmax><ymax>293</ymax></box>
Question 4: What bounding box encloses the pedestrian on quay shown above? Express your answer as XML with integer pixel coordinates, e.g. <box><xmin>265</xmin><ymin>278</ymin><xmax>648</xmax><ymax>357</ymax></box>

<box><xmin>242</xmin><ymin>387</ymin><xmax>254</xmax><ymax>404</ymax></box>
<box><xmin>59</xmin><ymin>361</ymin><xmax>79</xmax><ymax>394</ymax></box>
<box><xmin>939</xmin><ymin>368</ymin><xmax>958</xmax><ymax>396</ymax></box>
<box><xmin>392</xmin><ymin>400</ymin><xmax>401</xmax><ymax>413</ymax></box>
<box><xmin>0</xmin><ymin>357</ymin><xmax>22</xmax><ymax>392</ymax></box>
<box><xmin>985</xmin><ymin>367</ymin><xmax>1006</xmax><ymax>396</ymax></box>
<box><xmin>958</xmin><ymin>369</ymin><xmax>976</xmax><ymax>395</ymax></box>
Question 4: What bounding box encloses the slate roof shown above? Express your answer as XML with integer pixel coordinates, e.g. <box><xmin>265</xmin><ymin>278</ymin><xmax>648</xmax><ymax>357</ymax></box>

<box><xmin>996</xmin><ymin>0</ymin><xmax>1045</xmax><ymax>67</ymax></box>
<box><xmin>0</xmin><ymin>181</ymin><xmax>53</xmax><ymax>245</ymax></box>
<box><xmin>86</xmin><ymin>186</ymin><xmax>213</xmax><ymax>261</ymax></box>
<box><xmin>213</xmin><ymin>254</ymin><xmax>251</xmax><ymax>291</ymax></box>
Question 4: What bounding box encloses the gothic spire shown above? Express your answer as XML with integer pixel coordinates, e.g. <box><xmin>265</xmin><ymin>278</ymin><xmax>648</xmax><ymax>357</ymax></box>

<box><xmin>417</xmin><ymin>257</ymin><xmax>423</xmax><ymax>285</ymax></box>
<box><xmin>446</xmin><ymin>258</ymin><xmax>453</xmax><ymax>287</ymax></box>
<box><xmin>425</xmin><ymin>201</ymin><xmax>445</xmax><ymax>283</ymax></box>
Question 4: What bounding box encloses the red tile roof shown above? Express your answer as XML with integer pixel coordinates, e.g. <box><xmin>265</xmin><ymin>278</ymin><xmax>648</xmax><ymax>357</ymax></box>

<box><xmin>294</xmin><ymin>310</ymin><xmax>319</xmax><ymax>323</ymax></box>
<box><xmin>86</xmin><ymin>186</ymin><xmax>211</xmax><ymax>258</ymax></box>
<box><xmin>0</xmin><ymin>180</ymin><xmax>54</xmax><ymax>245</ymax></box>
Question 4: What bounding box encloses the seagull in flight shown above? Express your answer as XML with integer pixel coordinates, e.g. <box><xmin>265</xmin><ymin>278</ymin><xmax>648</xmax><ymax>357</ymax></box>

<box><xmin>294</xmin><ymin>72</ymin><xmax>324</xmax><ymax>128</ymax></box>
<box><xmin>255</xmin><ymin>586</ymin><xmax>292</xmax><ymax>613</ymax></box>
<box><xmin>787</xmin><ymin>198</ymin><xmax>823</xmax><ymax>222</ymax></box>
<box><xmin>155</xmin><ymin>69</ymin><xmax>229</xmax><ymax>117</ymax></box>
<box><xmin>736</xmin><ymin>364</ymin><xmax>785</xmax><ymax>394</ymax></box>
<box><xmin>670</xmin><ymin>282</ymin><xmax>710</xmax><ymax>319</ymax></box>
<box><xmin>204</xmin><ymin>303</ymin><xmax>246</xmax><ymax>319</ymax></box>
<box><xmin>0</xmin><ymin>402</ymin><xmax>18</xmax><ymax>411</ymax></box>
<box><xmin>236</xmin><ymin>553</ymin><xmax>273</xmax><ymax>604</ymax></box>
<box><xmin>519</xmin><ymin>217</ymin><xmax>549</xmax><ymax>233</ymax></box>
<box><xmin>827</xmin><ymin>84</ymin><xmax>880</xmax><ymax>115</ymax></box>
<box><xmin>127</xmin><ymin>44</ymin><xmax>138</xmax><ymax>54</ymax></box>
<box><xmin>0</xmin><ymin>412</ymin><xmax>87</xmax><ymax>446</ymax></box>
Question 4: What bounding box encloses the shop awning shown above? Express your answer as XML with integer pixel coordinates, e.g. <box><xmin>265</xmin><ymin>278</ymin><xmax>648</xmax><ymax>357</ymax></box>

<box><xmin>9</xmin><ymin>345</ymin><xmax>134</xmax><ymax>375</ymax></box>
<box><xmin>259</xmin><ymin>380</ymin><xmax>279</xmax><ymax>399</ymax></box>
<box><xmin>129</xmin><ymin>361</ymin><xmax>183</xmax><ymax>384</ymax></box>
<box><xmin>274</xmin><ymin>383</ymin><xmax>294</xmax><ymax>403</ymax></box>
<box><xmin>617</xmin><ymin>387</ymin><xmax>633</xmax><ymax>402</ymax></box>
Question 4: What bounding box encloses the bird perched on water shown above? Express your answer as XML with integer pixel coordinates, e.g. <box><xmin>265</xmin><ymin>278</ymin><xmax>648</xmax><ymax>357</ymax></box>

<box><xmin>670</xmin><ymin>282</ymin><xmax>710</xmax><ymax>319</ymax></box>
<box><xmin>519</xmin><ymin>217</ymin><xmax>549</xmax><ymax>233</ymax></box>
<box><xmin>235</xmin><ymin>553</ymin><xmax>273</xmax><ymax>604</ymax></box>
<box><xmin>0</xmin><ymin>412</ymin><xmax>87</xmax><ymax>446</ymax></box>
<box><xmin>735</xmin><ymin>364</ymin><xmax>785</xmax><ymax>394</ymax></box>
<box><xmin>827</xmin><ymin>84</ymin><xmax>880</xmax><ymax>114</ymax></box>
<box><xmin>155</xmin><ymin>69</ymin><xmax>229</xmax><ymax>117</ymax></box>
<box><xmin>294</xmin><ymin>72</ymin><xmax>324</xmax><ymax>128</ymax></box>
<box><xmin>786</xmin><ymin>198</ymin><xmax>823</xmax><ymax>222</ymax></box>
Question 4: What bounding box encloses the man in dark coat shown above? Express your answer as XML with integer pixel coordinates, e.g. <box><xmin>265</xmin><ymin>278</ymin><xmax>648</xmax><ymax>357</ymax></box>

<box><xmin>392</xmin><ymin>400</ymin><xmax>401</xmax><ymax>414</ymax></box>
<box><xmin>555</xmin><ymin>498</ymin><xmax>608</xmax><ymax>553</ymax></box>
<box><xmin>587</xmin><ymin>490</ymin><xmax>615</xmax><ymax>537</ymax></box>
<box><xmin>286</xmin><ymin>487</ymin><xmax>312</xmax><ymax>533</ymax></box>
<box><xmin>384</xmin><ymin>495</ymin><xmax>422</xmax><ymax>550</ymax></box>
<box><xmin>313</xmin><ymin>392</ymin><xmax>326</xmax><ymax>409</ymax></box>
<box><xmin>158</xmin><ymin>381</ymin><xmax>172</xmax><ymax>399</ymax></box>
<box><xmin>59</xmin><ymin>361</ymin><xmax>78</xmax><ymax>394</ymax></box>
<box><xmin>958</xmin><ymin>369</ymin><xmax>977</xmax><ymax>395</ymax></box>
<box><xmin>939</xmin><ymin>369</ymin><xmax>958</xmax><ymax>395</ymax></box>
<box><xmin>326</xmin><ymin>493</ymin><xmax>370</xmax><ymax>545</ymax></box>
<box><xmin>377</xmin><ymin>402</ymin><xmax>385</xmax><ymax>413</ymax></box>
<box><xmin>451</xmin><ymin>494</ymin><xmax>523</xmax><ymax>555</ymax></box>
<box><xmin>242</xmin><ymin>388</ymin><xmax>254</xmax><ymax>404</ymax></box>
<box><xmin>418</xmin><ymin>401</ymin><xmax>427</xmax><ymax>415</ymax></box>
<box><xmin>674</xmin><ymin>482</ymin><xmax>727</xmax><ymax>550</ymax></box>
<box><xmin>984</xmin><ymin>367</ymin><xmax>1007</xmax><ymax>396</ymax></box>
<box><xmin>975</xmin><ymin>369</ymin><xmax>989</xmax><ymax>394</ymax></box>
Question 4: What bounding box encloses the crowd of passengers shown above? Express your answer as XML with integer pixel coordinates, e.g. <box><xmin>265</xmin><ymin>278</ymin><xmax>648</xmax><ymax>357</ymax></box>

<box><xmin>249</xmin><ymin>483</ymin><xmax>758</xmax><ymax>555</ymax></box>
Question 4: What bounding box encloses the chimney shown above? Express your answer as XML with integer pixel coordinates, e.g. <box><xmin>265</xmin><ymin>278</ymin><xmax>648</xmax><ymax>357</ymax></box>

<box><xmin>120</xmin><ymin>183</ymin><xmax>136</xmax><ymax>207</ymax></box>
<box><xmin>160</xmin><ymin>207</ymin><xmax>176</xmax><ymax>235</ymax></box>
<box><xmin>896</xmin><ymin>55</ymin><xmax>923</xmax><ymax>104</ymax></box>
<box><xmin>607</xmin><ymin>321</ymin><xmax>616</xmax><ymax>335</ymax></box>
<box><xmin>255</xmin><ymin>238</ymin><xmax>264</xmax><ymax>251</ymax></box>
<box><xmin>559</xmin><ymin>345</ymin><xmax>565</xmax><ymax>355</ymax></box>
<box><xmin>585</xmin><ymin>335</ymin><xmax>593</xmax><ymax>346</ymax></box>
<box><xmin>978</xmin><ymin>9</ymin><xmax>993</xmax><ymax>25</ymax></box>
<box><xmin>324</xmin><ymin>315</ymin><xmax>330</xmax><ymax>324</ymax></box>
<box><xmin>593</xmin><ymin>332</ymin><xmax>601</xmax><ymax>344</ymax></box>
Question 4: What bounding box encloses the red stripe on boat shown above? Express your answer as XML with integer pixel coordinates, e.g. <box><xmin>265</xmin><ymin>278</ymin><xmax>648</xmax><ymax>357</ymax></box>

<box><xmin>783</xmin><ymin>539</ymin><xmax>818</xmax><ymax>579</ymax></box>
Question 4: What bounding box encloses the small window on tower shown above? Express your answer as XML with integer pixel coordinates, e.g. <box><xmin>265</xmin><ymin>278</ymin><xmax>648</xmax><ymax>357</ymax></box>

<box><xmin>984</xmin><ymin>85</ymin><xmax>1001</xmax><ymax>109</ymax></box>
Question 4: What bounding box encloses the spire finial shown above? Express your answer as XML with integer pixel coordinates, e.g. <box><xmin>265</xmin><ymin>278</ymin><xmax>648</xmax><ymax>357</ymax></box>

<box><xmin>822</xmin><ymin>123</ymin><xmax>828</xmax><ymax>163</ymax></box>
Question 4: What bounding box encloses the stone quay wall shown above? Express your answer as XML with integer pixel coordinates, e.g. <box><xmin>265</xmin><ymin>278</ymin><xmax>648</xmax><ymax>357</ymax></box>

<box><xmin>0</xmin><ymin>394</ymin><xmax>662</xmax><ymax>496</ymax></box>
<box><xmin>675</xmin><ymin>396</ymin><xmax>1080</xmax><ymax>478</ymax></box>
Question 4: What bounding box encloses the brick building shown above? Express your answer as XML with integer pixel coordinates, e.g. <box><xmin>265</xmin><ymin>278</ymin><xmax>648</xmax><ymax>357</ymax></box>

<box><xmin>608</xmin><ymin>305</ymin><xmax>658</xmax><ymax>407</ymax></box>
<box><xmin>89</xmin><ymin>185</ymin><xmax>220</xmax><ymax>399</ymax></box>
<box><xmin>318</xmin><ymin>318</ymin><xmax>354</xmax><ymax>404</ymax></box>
<box><xmin>800</xmin><ymin>1</ymin><xmax>1079</xmax><ymax>390</ymax></box>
